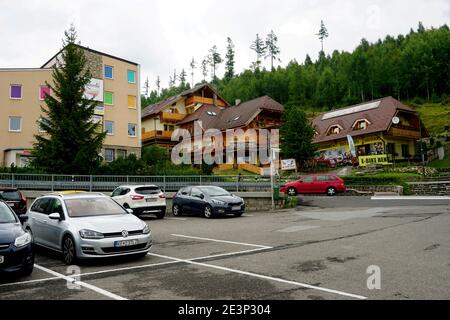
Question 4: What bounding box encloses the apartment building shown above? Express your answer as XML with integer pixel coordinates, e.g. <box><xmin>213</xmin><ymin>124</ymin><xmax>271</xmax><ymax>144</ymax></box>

<box><xmin>0</xmin><ymin>45</ymin><xmax>141</xmax><ymax>167</ymax></box>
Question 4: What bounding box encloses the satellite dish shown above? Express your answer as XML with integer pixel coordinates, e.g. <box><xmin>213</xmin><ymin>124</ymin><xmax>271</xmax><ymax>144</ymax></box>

<box><xmin>392</xmin><ymin>116</ymin><xmax>400</xmax><ymax>125</ymax></box>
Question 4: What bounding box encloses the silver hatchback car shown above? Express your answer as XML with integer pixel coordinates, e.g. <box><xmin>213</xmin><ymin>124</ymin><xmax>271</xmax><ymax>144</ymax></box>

<box><xmin>25</xmin><ymin>192</ymin><xmax>152</xmax><ymax>264</ymax></box>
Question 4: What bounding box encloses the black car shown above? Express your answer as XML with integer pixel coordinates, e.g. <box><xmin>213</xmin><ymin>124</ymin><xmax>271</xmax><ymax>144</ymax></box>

<box><xmin>0</xmin><ymin>200</ymin><xmax>34</xmax><ymax>275</ymax></box>
<box><xmin>0</xmin><ymin>188</ymin><xmax>27</xmax><ymax>218</ymax></box>
<box><xmin>172</xmin><ymin>186</ymin><xmax>245</xmax><ymax>218</ymax></box>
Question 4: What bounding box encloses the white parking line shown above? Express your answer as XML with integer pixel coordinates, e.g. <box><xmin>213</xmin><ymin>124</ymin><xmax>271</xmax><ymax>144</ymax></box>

<box><xmin>0</xmin><ymin>276</ymin><xmax>60</xmax><ymax>288</ymax></box>
<box><xmin>165</xmin><ymin>217</ymin><xmax>188</xmax><ymax>221</ymax></box>
<box><xmin>79</xmin><ymin>260</ymin><xmax>181</xmax><ymax>277</ymax></box>
<box><xmin>34</xmin><ymin>264</ymin><xmax>127</xmax><ymax>300</ymax></box>
<box><xmin>172</xmin><ymin>234</ymin><xmax>272</xmax><ymax>249</ymax></box>
<box><xmin>371</xmin><ymin>196</ymin><xmax>450</xmax><ymax>200</ymax></box>
<box><xmin>148</xmin><ymin>253</ymin><xmax>367</xmax><ymax>300</ymax></box>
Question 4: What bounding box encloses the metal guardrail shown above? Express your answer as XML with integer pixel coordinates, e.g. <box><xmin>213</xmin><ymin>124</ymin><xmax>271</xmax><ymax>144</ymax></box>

<box><xmin>0</xmin><ymin>173</ymin><xmax>276</xmax><ymax>193</ymax></box>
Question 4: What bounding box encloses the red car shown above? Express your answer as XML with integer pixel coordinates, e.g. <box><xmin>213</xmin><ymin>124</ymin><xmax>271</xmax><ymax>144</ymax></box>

<box><xmin>280</xmin><ymin>174</ymin><xmax>346</xmax><ymax>196</ymax></box>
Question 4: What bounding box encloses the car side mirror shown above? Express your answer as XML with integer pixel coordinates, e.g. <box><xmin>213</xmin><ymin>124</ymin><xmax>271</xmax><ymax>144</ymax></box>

<box><xmin>18</xmin><ymin>215</ymin><xmax>29</xmax><ymax>223</ymax></box>
<box><xmin>126</xmin><ymin>208</ymin><xmax>134</xmax><ymax>214</ymax></box>
<box><xmin>49</xmin><ymin>212</ymin><xmax>62</xmax><ymax>220</ymax></box>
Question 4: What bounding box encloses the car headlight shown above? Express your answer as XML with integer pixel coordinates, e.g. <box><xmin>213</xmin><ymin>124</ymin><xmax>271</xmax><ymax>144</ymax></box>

<box><xmin>79</xmin><ymin>229</ymin><xmax>104</xmax><ymax>239</ymax></box>
<box><xmin>14</xmin><ymin>232</ymin><xmax>32</xmax><ymax>248</ymax></box>
<box><xmin>142</xmin><ymin>224</ymin><xmax>151</xmax><ymax>235</ymax></box>
<box><xmin>211</xmin><ymin>199</ymin><xmax>226</xmax><ymax>206</ymax></box>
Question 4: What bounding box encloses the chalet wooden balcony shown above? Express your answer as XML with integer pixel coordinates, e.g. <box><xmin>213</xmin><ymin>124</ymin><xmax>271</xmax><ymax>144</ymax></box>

<box><xmin>185</xmin><ymin>96</ymin><xmax>227</xmax><ymax>107</ymax></box>
<box><xmin>388</xmin><ymin>126</ymin><xmax>421</xmax><ymax>140</ymax></box>
<box><xmin>142</xmin><ymin>130</ymin><xmax>174</xmax><ymax>141</ymax></box>
<box><xmin>160</xmin><ymin>112</ymin><xmax>186</xmax><ymax>123</ymax></box>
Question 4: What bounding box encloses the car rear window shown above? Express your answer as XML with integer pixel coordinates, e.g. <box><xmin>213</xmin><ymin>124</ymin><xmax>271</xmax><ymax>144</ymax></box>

<box><xmin>135</xmin><ymin>186</ymin><xmax>160</xmax><ymax>195</ymax></box>
<box><xmin>0</xmin><ymin>190</ymin><xmax>21</xmax><ymax>201</ymax></box>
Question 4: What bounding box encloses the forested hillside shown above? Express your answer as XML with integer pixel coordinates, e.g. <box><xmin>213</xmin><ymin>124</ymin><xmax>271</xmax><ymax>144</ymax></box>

<box><xmin>142</xmin><ymin>24</ymin><xmax>449</xmax><ymax>112</ymax></box>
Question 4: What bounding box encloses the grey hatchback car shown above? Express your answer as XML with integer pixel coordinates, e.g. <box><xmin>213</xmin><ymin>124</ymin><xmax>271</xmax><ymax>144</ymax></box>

<box><xmin>25</xmin><ymin>192</ymin><xmax>152</xmax><ymax>265</ymax></box>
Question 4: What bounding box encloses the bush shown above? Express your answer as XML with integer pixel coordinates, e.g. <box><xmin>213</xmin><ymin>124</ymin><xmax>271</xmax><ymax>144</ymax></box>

<box><xmin>283</xmin><ymin>196</ymin><xmax>298</xmax><ymax>208</ymax></box>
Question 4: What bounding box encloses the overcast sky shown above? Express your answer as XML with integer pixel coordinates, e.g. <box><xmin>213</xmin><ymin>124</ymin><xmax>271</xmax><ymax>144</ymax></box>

<box><xmin>1</xmin><ymin>0</ymin><xmax>449</xmax><ymax>94</ymax></box>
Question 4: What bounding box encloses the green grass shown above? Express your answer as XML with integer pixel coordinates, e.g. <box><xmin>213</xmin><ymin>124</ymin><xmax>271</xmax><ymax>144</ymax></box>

<box><xmin>411</xmin><ymin>102</ymin><xmax>450</xmax><ymax>136</ymax></box>
<box><xmin>429</xmin><ymin>150</ymin><xmax>450</xmax><ymax>168</ymax></box>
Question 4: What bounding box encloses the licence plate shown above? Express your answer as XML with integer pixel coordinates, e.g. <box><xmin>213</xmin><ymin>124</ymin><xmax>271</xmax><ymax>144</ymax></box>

<box><xmin>0</xmin><ymin>256</ymin><xmax>4</xmax><ymax>264</ymax></box>
<box><xmin>232</xmin><ymin>206</ymin><xmax>241</xmax><ymax>211</ymax></box>
<box><xmin>114</xmin><ymin>239</ymin><xmax>138</xmax><ymax>247</ymax></box>
<box><xmin>146</xmin><ymin>198</ymin><xmax>157</xmax><ymax>202</ymax></box>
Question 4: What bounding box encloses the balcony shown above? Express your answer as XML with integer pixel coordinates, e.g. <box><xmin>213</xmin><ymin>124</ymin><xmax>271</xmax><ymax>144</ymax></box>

<box><xmin>388</xmin><ymin>126</ymin><xmax>421</xmax><ymax>140</ymax></box>
<box><xmin>142</xmin><ymin>130</ymin><xmax>174</xmax><ymax>142</ymax></box>
<box><xmin>160</xmin><ymin>112</ymin><xmax>186</xmax><ymax>123</ymax></box>
<box><xmin>185</xmin><ymin>96</ymin><xmax>227</xmax><ymax>107</ymax></box>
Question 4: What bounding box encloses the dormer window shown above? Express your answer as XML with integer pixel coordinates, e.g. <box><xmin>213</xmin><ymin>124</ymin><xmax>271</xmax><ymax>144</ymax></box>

<box><xmin>326</xmin><ymin>124</ymin><xmax>343</xmax><ymax>136</ymax></box>
<box><xmin>352</xmin><ymin>119</ymin><xmax>371</xmax><ymax>130</ymax></box>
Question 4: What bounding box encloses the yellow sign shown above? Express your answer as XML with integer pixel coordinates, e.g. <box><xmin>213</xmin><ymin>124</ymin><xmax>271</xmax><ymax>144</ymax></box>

<box><xmin>359</xmin><ymin>154</ymin><xmax>391</xmax><ymax>167</ymax></box>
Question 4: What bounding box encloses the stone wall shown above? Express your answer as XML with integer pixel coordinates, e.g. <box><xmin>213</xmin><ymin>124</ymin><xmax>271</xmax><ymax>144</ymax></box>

<box><xmin>407</xmin><ymin>181</ymin><xmax>450</xmax><ymax>196</ymax></box>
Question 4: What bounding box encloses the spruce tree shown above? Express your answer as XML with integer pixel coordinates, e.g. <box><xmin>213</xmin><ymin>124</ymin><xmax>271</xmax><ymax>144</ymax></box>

<box><xmin>280</xmin><ymin>107</ymin><xmax>315</xmax><ymax>166</ymax></box>
<box><xmin>265</xmin><ymin>30</ymin><xmax>281</xmax><ymax>70</ymax></box>
<box><xmin>224</xmin><ymin>37</ymin><xmax>235</xmax><ymax>81</ymax></box>
<box><xmin>317</xmin><ymin>20</ymin><xmax>329</xmax><ymax>52</ymax></box>
<box><xmin>31</xmin><ymin>26</ymin><xmax>106</xmax><ymax>174</ymax></box>
<box><xmin>250</xmin><ymin>33</ymin><xmax>266</xmax><ymax>70</ymax></box>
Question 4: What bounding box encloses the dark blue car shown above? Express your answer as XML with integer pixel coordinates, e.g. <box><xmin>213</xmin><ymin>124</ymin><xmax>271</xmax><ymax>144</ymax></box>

<box><xmin>0</xmin><ymin>200</ymin><xmax>34</xmax><ymax>275</ymax></box>
<box><xmin>172</xmin><ymin>186</ymin><xmax>245</xmax><ymax>218</ymax></box>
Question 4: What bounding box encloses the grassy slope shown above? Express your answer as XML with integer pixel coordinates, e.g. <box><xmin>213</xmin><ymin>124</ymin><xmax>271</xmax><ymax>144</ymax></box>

<box><xmin>429</xmin><ymin>150</ymin><xmax>450</xmax><ymax>168</ymax></box>
<box><xmin>411</xmin><ymin>102</ymin><xmax>450</xmax><ymax>136</ymax></box>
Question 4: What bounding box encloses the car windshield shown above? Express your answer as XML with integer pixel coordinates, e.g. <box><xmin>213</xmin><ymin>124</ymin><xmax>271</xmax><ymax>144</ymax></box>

<box><xmin>198</xmin><ymin>186</ymin><xmax>230</xmax><ymax>197</ymax></box>
<box><xmin>64</xmin><ymin>197</ymin><xmax>126</xmax><ymax>218</ymax></box>
<box><xmin>0</xmin><ymin>190</ymin><xmax>21</xmax><ymax>201</ymax></box>
<box><xmin>0</xmin><ymin>202</ymin><xmax>17</xmax><ymax>223</ymax></box>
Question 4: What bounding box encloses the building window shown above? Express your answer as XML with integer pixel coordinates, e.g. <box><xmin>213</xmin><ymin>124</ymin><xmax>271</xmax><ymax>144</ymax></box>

<box><xmin>127</xmin><ymin>70</ymin><xmax>136</xmax><ymax>84</ymax></box>
<box><xmin>105</xmin><ymin>121</ymin><xmax>114</xmax><ymax>135</ymax></box>
<box><xmin>104</xmin><ymin>149</ymin><xmax>115</xmax><ymax>162</ymax></box>
<box><xmin>10</xmin><ymin>85</ymin><xmax>22</xmax><ymax>99</ymax></box>
<box><xmin>353</xmin><ymin>119</ymin><xmax>370</xmax><ymax>130</ymax></box>
<box><xmin>104</xmin><ymin>65</ymin><xmax>113</xmax><ymax>79</ymax></box>
<box><xmin>164</xmin><ymin>124</ymin><xmax>175</xmax><ymax>131</ymax></box>
<box><xmin>9</xmin><ymin>117</ymin><xmax>22</xmax><ymax>132</ymax></box>
<box><xmin>39</xmin><ymin>85</ymin><xmax>51</xmax><ymax>101</ymax></box>
<box><xmin>327</xmin><ymin>125</ymin><xmax>343</xmax><ymax>136</ymax></box>
<box><xmin>117</xmin><ymin>149</ymin><xmax>127</xmax><ymax>159</ymax></box>
<box><xmin>104</xmin><ymin>91</ymin><xmax>114</xmax><ymax>105</ymax></box>
<box><xmin>127</xmin><ymin>95</ymin><xmax>136</xmax><ymax>109</ymax></box>
<box><xmin>128</xmin><ymin>123</ymin><xmax>137</xmax><ymax>137</ymax></box>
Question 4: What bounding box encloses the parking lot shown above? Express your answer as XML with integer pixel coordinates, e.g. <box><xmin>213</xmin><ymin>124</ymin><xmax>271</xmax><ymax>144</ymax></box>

<box><xmin>0</xmin><ymin>196</ymin><xmax>449</xmax><ymax>300</ymax></box>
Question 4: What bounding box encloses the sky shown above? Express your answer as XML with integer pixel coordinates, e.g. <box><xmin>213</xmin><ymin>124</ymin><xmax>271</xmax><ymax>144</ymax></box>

<box><xmin>1</xmin><ymin>0</ymin><xmax>449</xmax><ymax>94</ymax></box>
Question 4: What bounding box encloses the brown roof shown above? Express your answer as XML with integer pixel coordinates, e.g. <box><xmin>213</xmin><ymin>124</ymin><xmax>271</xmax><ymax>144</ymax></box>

<box><xmin>312</xmin><ymin>97</ymin><xmax>417</xmax><ymax>144</ymax></box>
<box><xmin>141</xmin><ymin>83</ymin><xmax>230</xmax><ymax>120</ymax></box>
<box><xmin>178</xmin><ymin>95</ymin><xmax>284</xmax><ymax>130</ymax></box>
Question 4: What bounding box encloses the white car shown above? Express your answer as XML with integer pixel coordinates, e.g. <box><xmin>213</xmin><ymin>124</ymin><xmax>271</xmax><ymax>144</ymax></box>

<box><xmin>111</xmin><ymin>185</ymin><xmax>166</xmax><ymax>219</ymax></box>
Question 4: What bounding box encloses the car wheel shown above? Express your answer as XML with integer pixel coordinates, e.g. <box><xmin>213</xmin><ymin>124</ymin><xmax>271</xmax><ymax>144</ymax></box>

<box><xmin>234</xmin><ymin>212</ymin><xmax>243</xmax><ymax>217</ymax></box>
<box><xmin>123</xmin><ymin>203</ymin><xmax>130</xmax><ymax>209</ymax></box>
<box><xmin>21</xmin><ymin>262</ymin><xmax>34</xmax><ymax>276</ymax></box>
<box><xmin>134</xmin><ymin>252</ymin><xmax>149</xmax><ymax>259</ymax></box>
<box><xmin>287</xmin><ymin>187</ymin><xmax>297</xmax><ymax>196</ymax></box>
<box><xmin>172</xmin><ymin>204</ymin><xmax>182</xmax><ymax>216</ymax></box>
<box><xmin>155</xmin><ymin>210</ymin><xmax>165</xmax><ymax>219</ymax></box>
<box><xmin>326</xmin><ymin>187</ymin><xmax>337</xmax><ymax>196</ymax></box>
<box><xmin>203</xmin><ymin>205</ymin><xmax>214</xmax><ymax>219</ymax></box>
<box><xmin>62</xmin><ymin>235</ymin><xmax>77</xmax><ymax>265</ymax></box>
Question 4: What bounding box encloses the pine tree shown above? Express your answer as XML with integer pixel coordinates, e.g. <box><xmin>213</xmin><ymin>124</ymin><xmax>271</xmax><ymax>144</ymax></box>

<box><xmin>280</xmin><ymin>107</ymin><xmax>315</xmax><ymax>165</ymax></box>
<box><xmin>265</xmin><ymin>30</ymin><xmax>281</xmax><ymax>70</ymax></box>
<box><xmin>316</xmin><ymin>20</ymin><xmax>329</xmax><ymax>52</ymax></box>
<box><xmin>155</xmin><ymin>76</ymin><xmax>161</xmax><ymax>96</ymax></box>
<box><xmin>189</xmin><ymin>57</ymin><xmax>196</xmax><ymax>87</ymax></box>
<box><xmin>304</xmin><ymin>54</ymin><xmax>313</xmax><ymax>66</ymax></box>
<box><xmin>250</xmin><ymin>33</ymin><xmax>266</xmax><ymax>70</ymax></box>
<box><xmin>179</xmin><ymin>69</ymin><xmax>187</xmax><ymax>86</ymax></box>
<box><xmin>143</xmin><ymin>76</ymin><xmax>150</xmax><ymax>97</ymax></box>
<box><xmin>30</xmin><ymin>26</ymin><xmax>106</xmax><ymax>174</ymax></box>
<box><xmin>201</xmin><ymin>58</ymin><xmax>209</xmax><ymax>81</ymax></box>
<box><xmin>208</xmin><ymin>45</ymin><xmax>223</xmax><ymax>82</ymax></box>
<box><xmin>224</xmin><ymin>37</ymin><xmax>235</xmax><ymax>81</ymax></box>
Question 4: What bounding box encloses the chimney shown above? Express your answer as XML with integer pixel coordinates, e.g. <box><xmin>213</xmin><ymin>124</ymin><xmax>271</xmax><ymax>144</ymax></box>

<box><xmin>235</xmin><ymin>99</ymin><xmax>241</xmax><ymax>106</ymax></box>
